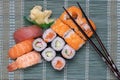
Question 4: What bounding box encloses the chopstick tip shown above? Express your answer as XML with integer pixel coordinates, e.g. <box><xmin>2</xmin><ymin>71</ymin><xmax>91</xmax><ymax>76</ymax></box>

<box><xmin>63</xmin><ymin>6</ymin><xmax>65</xmax><ymax>10</ymax></box>
<box><xmin>76</xmin><ymin>2</ymin><xmax>79</xmax><ymax>4</ymax></box>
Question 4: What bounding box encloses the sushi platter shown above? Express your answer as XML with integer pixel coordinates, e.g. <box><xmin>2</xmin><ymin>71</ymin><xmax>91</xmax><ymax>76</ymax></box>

<box><xmin>8</xmin><ymin>2</ymin><xmax>98</xmax><ymax>72</ymax></box>
<box><xmin>1</xmin><ymin>0</ymin><xmax>119</xmax><ymax>80</ymax></box>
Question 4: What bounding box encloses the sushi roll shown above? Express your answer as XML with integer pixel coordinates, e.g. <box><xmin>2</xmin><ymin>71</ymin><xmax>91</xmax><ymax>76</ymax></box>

<box><xmin>51</xmin><ymin>19</ymin><xmax>71</xmax><ymax>38</ymax></box>
<box><xmin>43</xmin><ymin>28</ymin><xmax>56</xmax><ymax>42</ymax></box>
<box><xmin>64</xmin><ymin>30</ymin><xmax>85</xmax><ymax>50</ymax></box>
<box><xmin>42</xmin><ymin>47</ymin><xmax>56</xmax><ymax>61</ymax></box>
<box><xmin>51</xmin><ymin>56</ymin><xmax>66</xmax><ymax>71</ymax></box>
<box><xmin>51</xmin><ymin>37</ymin><xmax>65</xmax><ymax>51</ymax></box>
<box><xmin>33</xmin><ymin>38</ymin><xmax>47</xmax><ymax>51</ymax></box>
<box><xmin>61</xmin><ymin>44</ymin><xmax>75</xmax><ymax>59</ymax></box>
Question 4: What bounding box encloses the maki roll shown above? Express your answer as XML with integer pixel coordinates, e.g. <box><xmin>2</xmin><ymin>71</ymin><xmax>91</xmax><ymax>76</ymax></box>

<box><xmin>61</xmin><ymin>44</ymin><xmax>75</xmax><ymax>59</ymax></box>
<box><xmin>51</xmin><ymin>37</ymin><xmax>65</xmax><ymax>51</ymax></box>
<box><xmin>33</xmin><ymin>38</ymin><xmax>47</xmax><ymax>51</ymax></box>
<box><xmin>51</xmin><ymin>56</ymin><xmax>66</xmax><ymax>71</ymax></box>
<box><xmin>42</xmin><ymin>47</ymin><xmax>56</xmax><ymax>61</ymax></box>
<box><xmin>43</xmin><ymin>28</ymin><xmax>56</xmax><ymax>42</ymax></box>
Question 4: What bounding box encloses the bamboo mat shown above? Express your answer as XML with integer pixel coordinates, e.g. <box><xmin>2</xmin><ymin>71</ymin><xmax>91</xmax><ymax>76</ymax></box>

<box><xmin>0</xmin><ymin>0</ymin><xmax>119</xmax><ymax>80</ymax></box>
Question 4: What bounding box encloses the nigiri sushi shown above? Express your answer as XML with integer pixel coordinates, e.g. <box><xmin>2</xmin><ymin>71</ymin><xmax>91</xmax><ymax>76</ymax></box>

<box><xmin>8</xmin><ymin>39</ymin><xmax>34</xmax><ymax>59</ymax></box>
<box><xmin>14</xmin><ymin>25</ymin><xmax>43</xmax><ymax>43</ymax></box>
<box><xmin>7</xmin><ymin>51</ymin><xmax>42</xmax><ymax>72</ymax></box>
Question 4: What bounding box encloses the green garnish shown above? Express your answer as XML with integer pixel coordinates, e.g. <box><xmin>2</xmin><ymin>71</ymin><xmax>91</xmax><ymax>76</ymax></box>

<box><xmin>65</xmin><ymin>49</ymin><xmax>68</xmax><ymax>54</ymax></box>
<box><xmin>24</xmin><ymin>16</ymin><xmax>54</xmax><ymax>29</ymax></box>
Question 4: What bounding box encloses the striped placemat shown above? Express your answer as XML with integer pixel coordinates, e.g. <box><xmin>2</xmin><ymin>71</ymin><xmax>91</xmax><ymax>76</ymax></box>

<box><xmin>0</xmin><ymin>0</ymin><xmax>119</xmax><ymax>80</ymax></box>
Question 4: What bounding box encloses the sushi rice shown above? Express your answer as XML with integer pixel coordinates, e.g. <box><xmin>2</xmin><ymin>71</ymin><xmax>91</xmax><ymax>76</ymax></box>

<box><xmin>61</xmin><ymin>44</ymin><xmax>75</xmax><ymax>59</ymax></box>
<box><xmin>51</xmin><ymin>56</ymin><xmax>66</xmax><ymax>71</ymax></box>
<box><xmin>51</xmin><ymin>37</ymin><xmax>65</xmax><ymax>51</ymax></box>
<box><xmin>43</xmin><ymin>28</ymin><xmax>56</xmax><ymax>42</ymax></box>
<box><xmin>42</xmin><ymin>47</ymin><xmax>56</xmax><ymax>61</ymax></box>
<box><xmin>33</xmin><ymin>38</ymin><xmax>47</xmax><ymax>51</ymax></box>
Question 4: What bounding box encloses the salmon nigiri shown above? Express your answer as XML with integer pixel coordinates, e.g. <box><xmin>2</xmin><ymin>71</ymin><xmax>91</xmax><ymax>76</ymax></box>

<box><xmin>8</xmin><ymin>39</ymin><xmax>34</xmax><ymax>59</ymax></box>
<box><xmin>7</xmin><ymin>51</ymin><xmax>42</xmax><ymax>72</ymax></box>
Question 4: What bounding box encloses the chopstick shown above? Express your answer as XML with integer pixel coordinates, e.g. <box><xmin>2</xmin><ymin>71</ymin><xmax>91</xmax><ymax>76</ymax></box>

<box><xmin>77</xmin><ymin>2</ymin><xmax>120</xmax><ymax>75</ymax></box>
<box><xmin>63</xmin><ymin>6</ymin><xmax>120</xmax><ymax>80</ymax></box>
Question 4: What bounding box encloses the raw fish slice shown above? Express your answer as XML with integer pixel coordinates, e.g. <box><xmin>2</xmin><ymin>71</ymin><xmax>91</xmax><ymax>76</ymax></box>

<box><xmin>14</xmin><ymin>25</ymin><xmax>42</xmax><ymax>43</ymax></box>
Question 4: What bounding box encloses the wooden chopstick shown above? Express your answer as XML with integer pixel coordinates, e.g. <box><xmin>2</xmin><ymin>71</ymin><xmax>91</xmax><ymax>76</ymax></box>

<box><xmin>63</xmin><ymin>7</ymin><xmax>120</xmax><ymax>80</ymax></box>
<box><xmin>77</xmin><ymin>2</ymin><xmax>120</xmax><ymax>75</ymax></box>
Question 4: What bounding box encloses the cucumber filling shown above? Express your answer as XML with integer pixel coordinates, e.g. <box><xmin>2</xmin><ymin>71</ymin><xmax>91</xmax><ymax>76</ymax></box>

<box><xmin>46</xmin><ymin>51</ymin><xmax>52</xmax><ymax>57</ymax></box>
<box><xmin>35</xmin><ymin>42</ymin><xmax>43</xmax><ymax>48</ymax></box>
<box><xmin>55</xmin><ymin>40</ymin><xmax>61</xmax><ymax>48</ymax></box>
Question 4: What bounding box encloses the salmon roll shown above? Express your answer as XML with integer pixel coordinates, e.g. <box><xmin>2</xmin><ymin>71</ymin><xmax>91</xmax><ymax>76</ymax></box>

<box><xmin>79</xmin><ymin>19</ymin><xmax>96</xmax><ymax>40</ymax></box>
<box><xmin>51</xmin><ymin>19</ymin><xmax>71</xmax><ymax>38</ymax></box>
<box><xmin>42</xmin><ymin>47</ymin><xmax>56</xmax><ymax>61</ymax></box>
<box><xmin>60</xmin><ymin>6</ymin><xmax>96</xmax><ymax>40</ymax></box>
<box><xmin>60</xmin><ymin>6</ymin><xmax>82</xmax><ymax>22</ymax></box>
<box><xmin>33</xmin><ymin>38</ymin><xmax>47</xmax><ymax>51</ymax></box>
<box><xmin>51</xmin><ymin>37</ymin><xmax>65</xmax><ymax>51</ymax></box>
<box><xmin>51</xmin><ymin>56</ymin><xmax>66</xmax><ymax>71</ymax></box>
<box><xmin>61</xmin><ymin>44</ymin><xmax>75</xmax><ymax>59</ymax></box>
<box><xmin>64</xmin><ymin>30</ymin><xmax>85</xmax><ymax>50</ymax></box>
<box><xmin>59</xmin><ymin>6</ymin><xmax>83</xmax><ymax>37</ymax></box>
<box><xmin>43</xmin><ymin>28</ymin><xmax>56</xmax><ymax>43</ymax></box>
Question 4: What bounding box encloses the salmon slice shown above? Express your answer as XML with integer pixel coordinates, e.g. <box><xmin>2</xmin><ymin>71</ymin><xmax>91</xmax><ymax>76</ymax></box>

<box><xmin>44</xmin><ymin>32</ymin><xmax>55</xmax><ymax>42</ymax></box>
<box><xmin>51</xmin><ymin>19</ymin><xmax>71</xmax><ymax>38</ymax></box>
<box><xmin>7</xmin><ymin>51</ymin><xmax>42</xmax><ymax>72</ymax></box>
<box><xmin>8</xmin><ymin>39</ymin><xmax>34</xmax><ymax>59</ymax></box>
<box><xmin>64</xmin><ymin>30</ymin><xmax>85</xmax><ymax>50</ymax></box>
<box><xmin>55</xmin><ymin>60</ymin><xmax>63</xmax><ymax>69</ymax></box>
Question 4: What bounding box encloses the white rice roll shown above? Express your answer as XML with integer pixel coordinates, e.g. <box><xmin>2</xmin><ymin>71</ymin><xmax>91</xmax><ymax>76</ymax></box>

<box><xmin>33</xmin><ymin>38</ymin><xmax>47</xmax><ymax>51</ymax></box>
<box><xmin>42</xmin><ymin>47</ymin><xmax>56</xmax><ymax>61</ymax></box>
<box><xmin>51</xmin><ymin>37</ymin><xmax>65</xmax><ymax>51</ymax></box>
<box><xmin>61</xmin><ymin>44</ymin><xmax>75</xmax><ymax>59</ymax></box>
<box><xmin>51</xmin><ymin>56</ymin><xmax>66</xmax><ymax>71</ymax></box>
<box><xmin>43</xmin><ymin>28</ymin><xmax>56</xmax><ymax>42</ymax></box>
